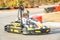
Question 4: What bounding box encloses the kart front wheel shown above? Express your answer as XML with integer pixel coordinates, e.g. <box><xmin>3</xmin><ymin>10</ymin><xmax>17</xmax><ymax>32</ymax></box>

<box><xmin>45</xmin><ymin>28</ymin><xmax>50</xmax><ymax>34</ymax></box>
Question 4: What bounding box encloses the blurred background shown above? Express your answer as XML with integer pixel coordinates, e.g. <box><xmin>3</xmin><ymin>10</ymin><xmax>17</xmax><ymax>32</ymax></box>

<box><xmin>0</xmin><ymin>0</ymin><xmax>60</xmax><ymax>8</ymax></box>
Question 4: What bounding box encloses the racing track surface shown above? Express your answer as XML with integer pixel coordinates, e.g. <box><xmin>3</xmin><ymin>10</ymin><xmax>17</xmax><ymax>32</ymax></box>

<box><xmin>0</xmin><ymin>9</ymin><xmax>60</xmax><ymax>40</ymax></box>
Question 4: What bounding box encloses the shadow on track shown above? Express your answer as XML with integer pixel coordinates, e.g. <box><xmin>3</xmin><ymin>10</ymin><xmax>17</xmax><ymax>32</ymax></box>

<box><xmin>50</xmin><ymin>28</ymin><xmax>60</xmax><ymax>34</ymax></box>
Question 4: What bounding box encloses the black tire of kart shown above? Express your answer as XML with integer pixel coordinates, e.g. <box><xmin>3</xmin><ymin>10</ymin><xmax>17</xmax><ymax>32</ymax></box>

<box><xmin>22</xmin><ymin>28</ymin><xmax>29</xmax><ymax>35</ymax></box>
<box><xmin>4</xmin><ymin>26</ymin><xmax>7</xmax><ymax>31</ymax></box>
<box><xmin>6</xmin><ymin>25</ymin><xmax>10</xmax><ymax>32</ymax></box>
<box><xmin>46</xmin><ymin>28</ymin><xmax>50</xmax><ymax>34</ymax></box>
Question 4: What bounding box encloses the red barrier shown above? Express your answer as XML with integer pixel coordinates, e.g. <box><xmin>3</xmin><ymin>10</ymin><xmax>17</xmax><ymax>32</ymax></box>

<box><xmin>54</xmin><ymin>6</ymin><xmax>60</xmax><ymax>12</ymax></box>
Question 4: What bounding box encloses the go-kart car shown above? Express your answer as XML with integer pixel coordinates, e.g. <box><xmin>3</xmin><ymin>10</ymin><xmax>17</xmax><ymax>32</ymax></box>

<box><xmin>4</xmin><ymin>17</ymin><xmax>50</xmax><ymax>34</ymax></box>
<box><xmin>4</xmin><ymin>7</ymin><xmax>50</xmax><ymax>35</ymax></box>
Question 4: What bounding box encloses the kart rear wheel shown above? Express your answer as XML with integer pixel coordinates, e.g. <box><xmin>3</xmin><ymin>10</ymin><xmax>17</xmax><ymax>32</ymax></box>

<box><xmin>4</xmin><ymin>26</ymin><xmax>7</xmax><ymax>31</ymax></box>
<box><xmin>5</xmin><ymin>25</ymin><xmax>10</xmax><ymax>32</ymax></box>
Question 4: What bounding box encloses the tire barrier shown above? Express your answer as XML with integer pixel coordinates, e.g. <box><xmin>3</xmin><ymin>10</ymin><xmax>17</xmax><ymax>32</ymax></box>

<box><xmin>45</xmin><ymin>5</ymin><xmax>60</xmax><ymax>13</ymax></box>
<box><xmin>45</xmin><ymin>7</ymin><xmax>55</xmax><ymax>13</ymax></box>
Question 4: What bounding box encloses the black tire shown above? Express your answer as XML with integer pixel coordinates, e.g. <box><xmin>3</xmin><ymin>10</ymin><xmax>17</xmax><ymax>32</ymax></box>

<box><xmin>46</xmin><ymin>28</ymin><xmax>50</xmax><ymax>34</ymax></box>
<box><xmin>4</xmin><ymin>24</ymin><xmax>14</xmax><ymax>32</ymax></box>
<box><xmin>4</xmin><ymin>25</ymin><xmax>10</xmax><ymax>32</ymax></box>
<box><xmin>6</xmin><ymin>25</ymin><xmax>10</xmax><ymax>32</ymax></box>
<box><xmin>4</xmin><ymin>25</ymin><xmax>7</xmax><ymax>31</ymax></box>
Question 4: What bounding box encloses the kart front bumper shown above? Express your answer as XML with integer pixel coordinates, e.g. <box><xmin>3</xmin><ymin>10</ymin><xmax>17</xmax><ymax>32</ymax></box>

<box><xmin>27</xmin><ymin>28</ymin><xmax>50</xmax><ymax>33</ymax></box>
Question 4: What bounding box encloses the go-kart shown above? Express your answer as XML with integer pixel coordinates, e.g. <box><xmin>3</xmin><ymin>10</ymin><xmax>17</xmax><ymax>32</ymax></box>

<box><xmin>4</xmin><ymin>17</ymin><xmax>50</xmax><ymax>34</ymax></box>
<box><xmin>4</xmin><ymin>7</ymin><xmax>50</xmax><ymax>35</ymax></box>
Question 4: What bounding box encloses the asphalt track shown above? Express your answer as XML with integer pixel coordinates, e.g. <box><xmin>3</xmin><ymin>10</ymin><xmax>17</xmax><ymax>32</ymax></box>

<box><xmin>0</xmin><ymin>9</ymin><xmax>60</xmax><ymax>40</ymax></box>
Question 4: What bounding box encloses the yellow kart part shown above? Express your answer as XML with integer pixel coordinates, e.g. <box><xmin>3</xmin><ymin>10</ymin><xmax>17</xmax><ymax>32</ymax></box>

<box><xmin>10</xmin><ymin>22</ymin><xmax>22</xmax><ymax>30</ymax></box>
<box><xmin>35</xmin><ymin>31</ymin><xmax>41</xmax><ymax>33</ymax></box>
<box><xmin>10</xmin><ymin>29</ymin><xmax>19</xmax><ymax>33</ymax></box>
<box><xmin>46</xmin><ymin>30</ymin><xmax>50</xmax><ymax>32</ymax></box>
<box><xmin>9</xmin><ymin>22</ymin><xmax>22</xmax><ymax>33</ymax></box>
<box><xmin>14</xmin><ymin>30</ymin><xmax>19</xmax><ymax>33</ymax></box>
<box><xmin>28</xmin><ymin>27</ymin><xmax>34</xmax><ymax>30</ymax></box>
<box><xmin>11</xmin><ymin>22</ymin><xmax>20</xmax><ymax>27</ymax></box>
<box><xmin>10</xmin><ymin>26</ymin><xmax>22</xmax><ymax>33</ymax></box>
